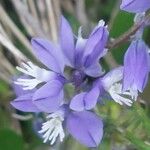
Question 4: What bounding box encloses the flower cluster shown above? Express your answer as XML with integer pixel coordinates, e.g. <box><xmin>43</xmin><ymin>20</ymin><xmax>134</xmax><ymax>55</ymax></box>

<box><xmin>11</xmin><ymin>1</ymin><xmax>150</xmax><ymax>147</ymax></box>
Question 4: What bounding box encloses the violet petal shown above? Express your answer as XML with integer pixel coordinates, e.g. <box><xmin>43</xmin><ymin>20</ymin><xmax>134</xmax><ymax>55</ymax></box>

<box><xmin>31</xmin><ymin>38</ymin><xmax>64</xmax><ymax>74</ymax></box>
<box><xmin>120</xmin><ymin>0</ymin><xmax>150</xmax><ymax>13</ymax></box>
<box><xmin>82</xmin><ymin>22</ymin><xmax>108</xmax><ymax>68</ymax></box>
<box><xmin>67</xmin><ymin>111</ymin><xmax>103</xmax><ymax>147</ymax></box>
<box><xmin>59</xmin><ymin>16</ymin><xmax>75</xmax><ymax>66</ymax></box>
<box><xmin>33</xmin><ymin>80</ymin><xmax>64</xmax><ymax>113</ymax></box>
<box><xmin>123</xmin><ymin>40</ymin><xmax>149</xmax><ymax>92</ymax></box>
<box><xmin>11</xmin><ymin>93</ymin><xmax>40</xmax><ymax>112</ymax></box>
<box><xmin>70</xmin><ymin>87</ymin><xmax>100</xmax><ymax>111</ymax></box>
<box><xmin>84</xmin><ymin>62</ymin><xmax>104</xmax><ymax>77</ymax></box>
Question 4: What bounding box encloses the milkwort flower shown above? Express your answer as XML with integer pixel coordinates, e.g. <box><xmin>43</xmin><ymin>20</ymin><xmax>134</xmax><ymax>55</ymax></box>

<box><xmin>70</xmin><ymin>67</ymin><xmax>136</xmax><ymax>112</ymax></box>
<box><xmin>11</xmin><ymin>83</ymin><xmax>103</xmax><ymax>147</ymax></box>
<box><xmin>70</xmin><ymin>15</ymin><xmax>149</xmax><ymax>112</ymax></box>
<box><xmin>60</xmin><ymin>16</ymin><xmax>108</xmax><ymax>83</ymax></box>
<box><xmin>11</xmin><ymin>16</ymin><xmax>108</xmax><ymax>147</ymax></box>
<box><xmin>101</xmin><ymin>67</ymin><xmax>135</xmax><ymax>106</ymax></box>
<box><xmin>14</xmin><ymin>40</ymin><xmax>66</xmax><ymax>113</ymax></box>
<box><xmin>120</xmin><ymin>0</ymin><xmax>150</xmax><ymax>13</ymax></box>
<box><xmin>40</xmin><ymin>105</ymin><xmax>104</xmax><ymax>147</ymax></box>
<box><xmin>95</xmin><ymin>32</ymin><xmax>149</xmax><ymax>107</ymax></box>
<box><xmin>14</xmin><ymin>16</ymin><xmax>108</xmax><ymax>112</ymax></box>
<box><xmin>70</xmin><ymin>13</ymin><xmax>149</xmax><ymax>111</ymax></box>
<box><xmin>123</xmin><ymin>39</ymin><xmax>150</xmax><ymax>100</ymax></box>
<box><xmin>122</xmin><ymin>12</ymin><xmax>150</xmax><ymax>101</ymax></box>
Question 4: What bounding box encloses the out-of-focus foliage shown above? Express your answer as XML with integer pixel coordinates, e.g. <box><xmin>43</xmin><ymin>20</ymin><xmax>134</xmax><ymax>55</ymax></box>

<box><xmin>110</xmin><ymin>11</ymin><xmax>134</xmax><ymax>64</ymax></box>
<box><xmin>0</xmin><ymin>0</ymin><xmax>150</xmax><ymax>150</ymax></box>
<box><xmin>0</xmin><ymin>129</ymin><xmax>24</xmax><ymax>150</ymax></box>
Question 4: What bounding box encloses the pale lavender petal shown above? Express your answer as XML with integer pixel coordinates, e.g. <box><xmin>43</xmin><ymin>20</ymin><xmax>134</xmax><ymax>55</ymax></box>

<box><xmin>60</xmin><ymin>16</ymin><xmax>75</xmax><ymax>66</ymax></box>
<box><xmin>120</xmin><ymin>0</ymin><xmax>150</xmax><ymax>13</ymax></box>
<box><xmin>11</xmin><ymin>93</ymin><xmax>40</xmax><ymax>112</ymax></box>
<box><xmin>34</xmin><ymin>91</ymin><xmax>63</xmax><ymax>113</ymax></box>
<box><xmin>12</xmin><ymin>81</ymin><xmax>28</xmax><ymax>96</ymax></box>
<box><xmin>70</xmin><ymin>92</ymin><xmax>86</xmax><ymax>111</ymax></box>
<box><xmin>123</xmin><ymin>40</ymin><xmax>149</xmax><ymax>92</ymax></box>
<box><xmin>75</xmin><ymin>29</ymin><xmax>87</xmax><ymax>68</ymax></box>
<box><xmin>134</xmin><ymin>41</ymin><xmax>149</xmax><ymax>91</ymax></box>
<box><xmin>31</xmin><ymin>38</ymin><xmax>64</xmax><ymax>73</ymax></box>
<box><xmin>33</xmin><ymin>80</ymin><xmax>63</xmax><ymax>99</ymax></box>
<box><xmin>84</xmin><ymin>87</ymin><xmax>100</xmax><ymax>110</ymax></box>
<box><xmin>102</xmin><ymin>67</ymin><xmax>123</xmax><ymax>89</ymax></box>
<box><xmin>82</xmin><ymin>22</ymin><xmax>108</xmax><ymax>68</ymax></box>
<box><xmin>33</xmin><ymin>80</ymin><xmax>64</xmax><ymax>113</ymax></box>
<box><xmin>70</xmin><ymin>87</ymin><xmax>100</xmax><ymax>111</ymax></box>
<box><xmin>84</xmin><ymin>62</ymin><xmax>104</xmax><ymax>77</ymax></box>
<box><xmin>67</xmin><ymin>111</ymin><xmax>103</xmax><ymax>147</ymax></box>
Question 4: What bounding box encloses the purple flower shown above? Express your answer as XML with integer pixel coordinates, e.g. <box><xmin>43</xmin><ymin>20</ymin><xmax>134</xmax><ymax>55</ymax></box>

<box><xmin>120</xmin><ymin>0</ymin><xmax>150</xmax><ymax>13</ymax></box>
<box><xmin>13</xmin><ymin>16</ymin><xmax>108</xmax><ymax>113</ymax></box>
<box><xmin>123</xmin><ymin>39</ymin><xmax>149</xmax><ymax>99</ymax></box>
<box><xmin>67</xmin><ymin>110</ymin><xmax>103</xmax><ymax>147</ymax></box>
<box><xmin>70</xmin><ymin>67</ymin><xmax>136</xmax><ymax>111</ymax></box>
<box><xmin>101</xmin><ymin>67</ymin><xmax>135</xmax><ymax>106</ymax></box>
<box><xmin>11</xmin><ymin>89</ymin><xmax>103</xmax><ymax>148</ymax></box>
<box><xmin>14</xmin><ymin>39</ymin><xmax>66</xmax><ymax>113</ymax></box>
<box><xmin>11</xmin><ymin>16</ymin><xmax>108</xmax><ymax>147</ymax></box>
<box><xmin>70</xmin><ymin>80</ymin><xmax>104</xmax><ymax>111</ymax></box>
<box><xmin>60</xmin><ymin>17</ymin><xmax>109</xmax><ymax>78</ymax></box>
<box><xmin>11</xmin><ymin>79</ymin><xmax>40</xmax><ymax>112</ymax></box>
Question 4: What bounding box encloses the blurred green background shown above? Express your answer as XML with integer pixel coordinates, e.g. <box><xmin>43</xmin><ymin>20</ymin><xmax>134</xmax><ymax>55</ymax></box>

<box><xmin>0</xmin><ymin>0</ymin><xmax>150</xmax><ymax>150</ymax></box>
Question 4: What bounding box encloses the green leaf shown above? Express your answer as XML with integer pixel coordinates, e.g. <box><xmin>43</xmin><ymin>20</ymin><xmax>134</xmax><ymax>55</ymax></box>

<box><xmin>0</xmin><ymin>129</ymin><xmax>24</xmax><ymax>150</ymax></box>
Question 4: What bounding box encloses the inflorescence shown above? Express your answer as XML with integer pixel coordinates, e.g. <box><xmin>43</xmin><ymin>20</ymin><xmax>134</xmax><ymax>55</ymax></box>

<box><xmin>11</xmin><ymin>0</ymin><xmax>150</xmax><ymax>148</ymax></box>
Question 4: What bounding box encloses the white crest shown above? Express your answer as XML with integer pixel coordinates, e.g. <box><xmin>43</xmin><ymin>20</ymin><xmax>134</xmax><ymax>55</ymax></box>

<box><xmin>39</xmin><ymin>112</ymin><xmax>65</xmax><ymax>145</ymax></box>
<box><xmin>15</xmin><ymin>61</ymin><xmax>56</xmax><ymax>90</ymax></box>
